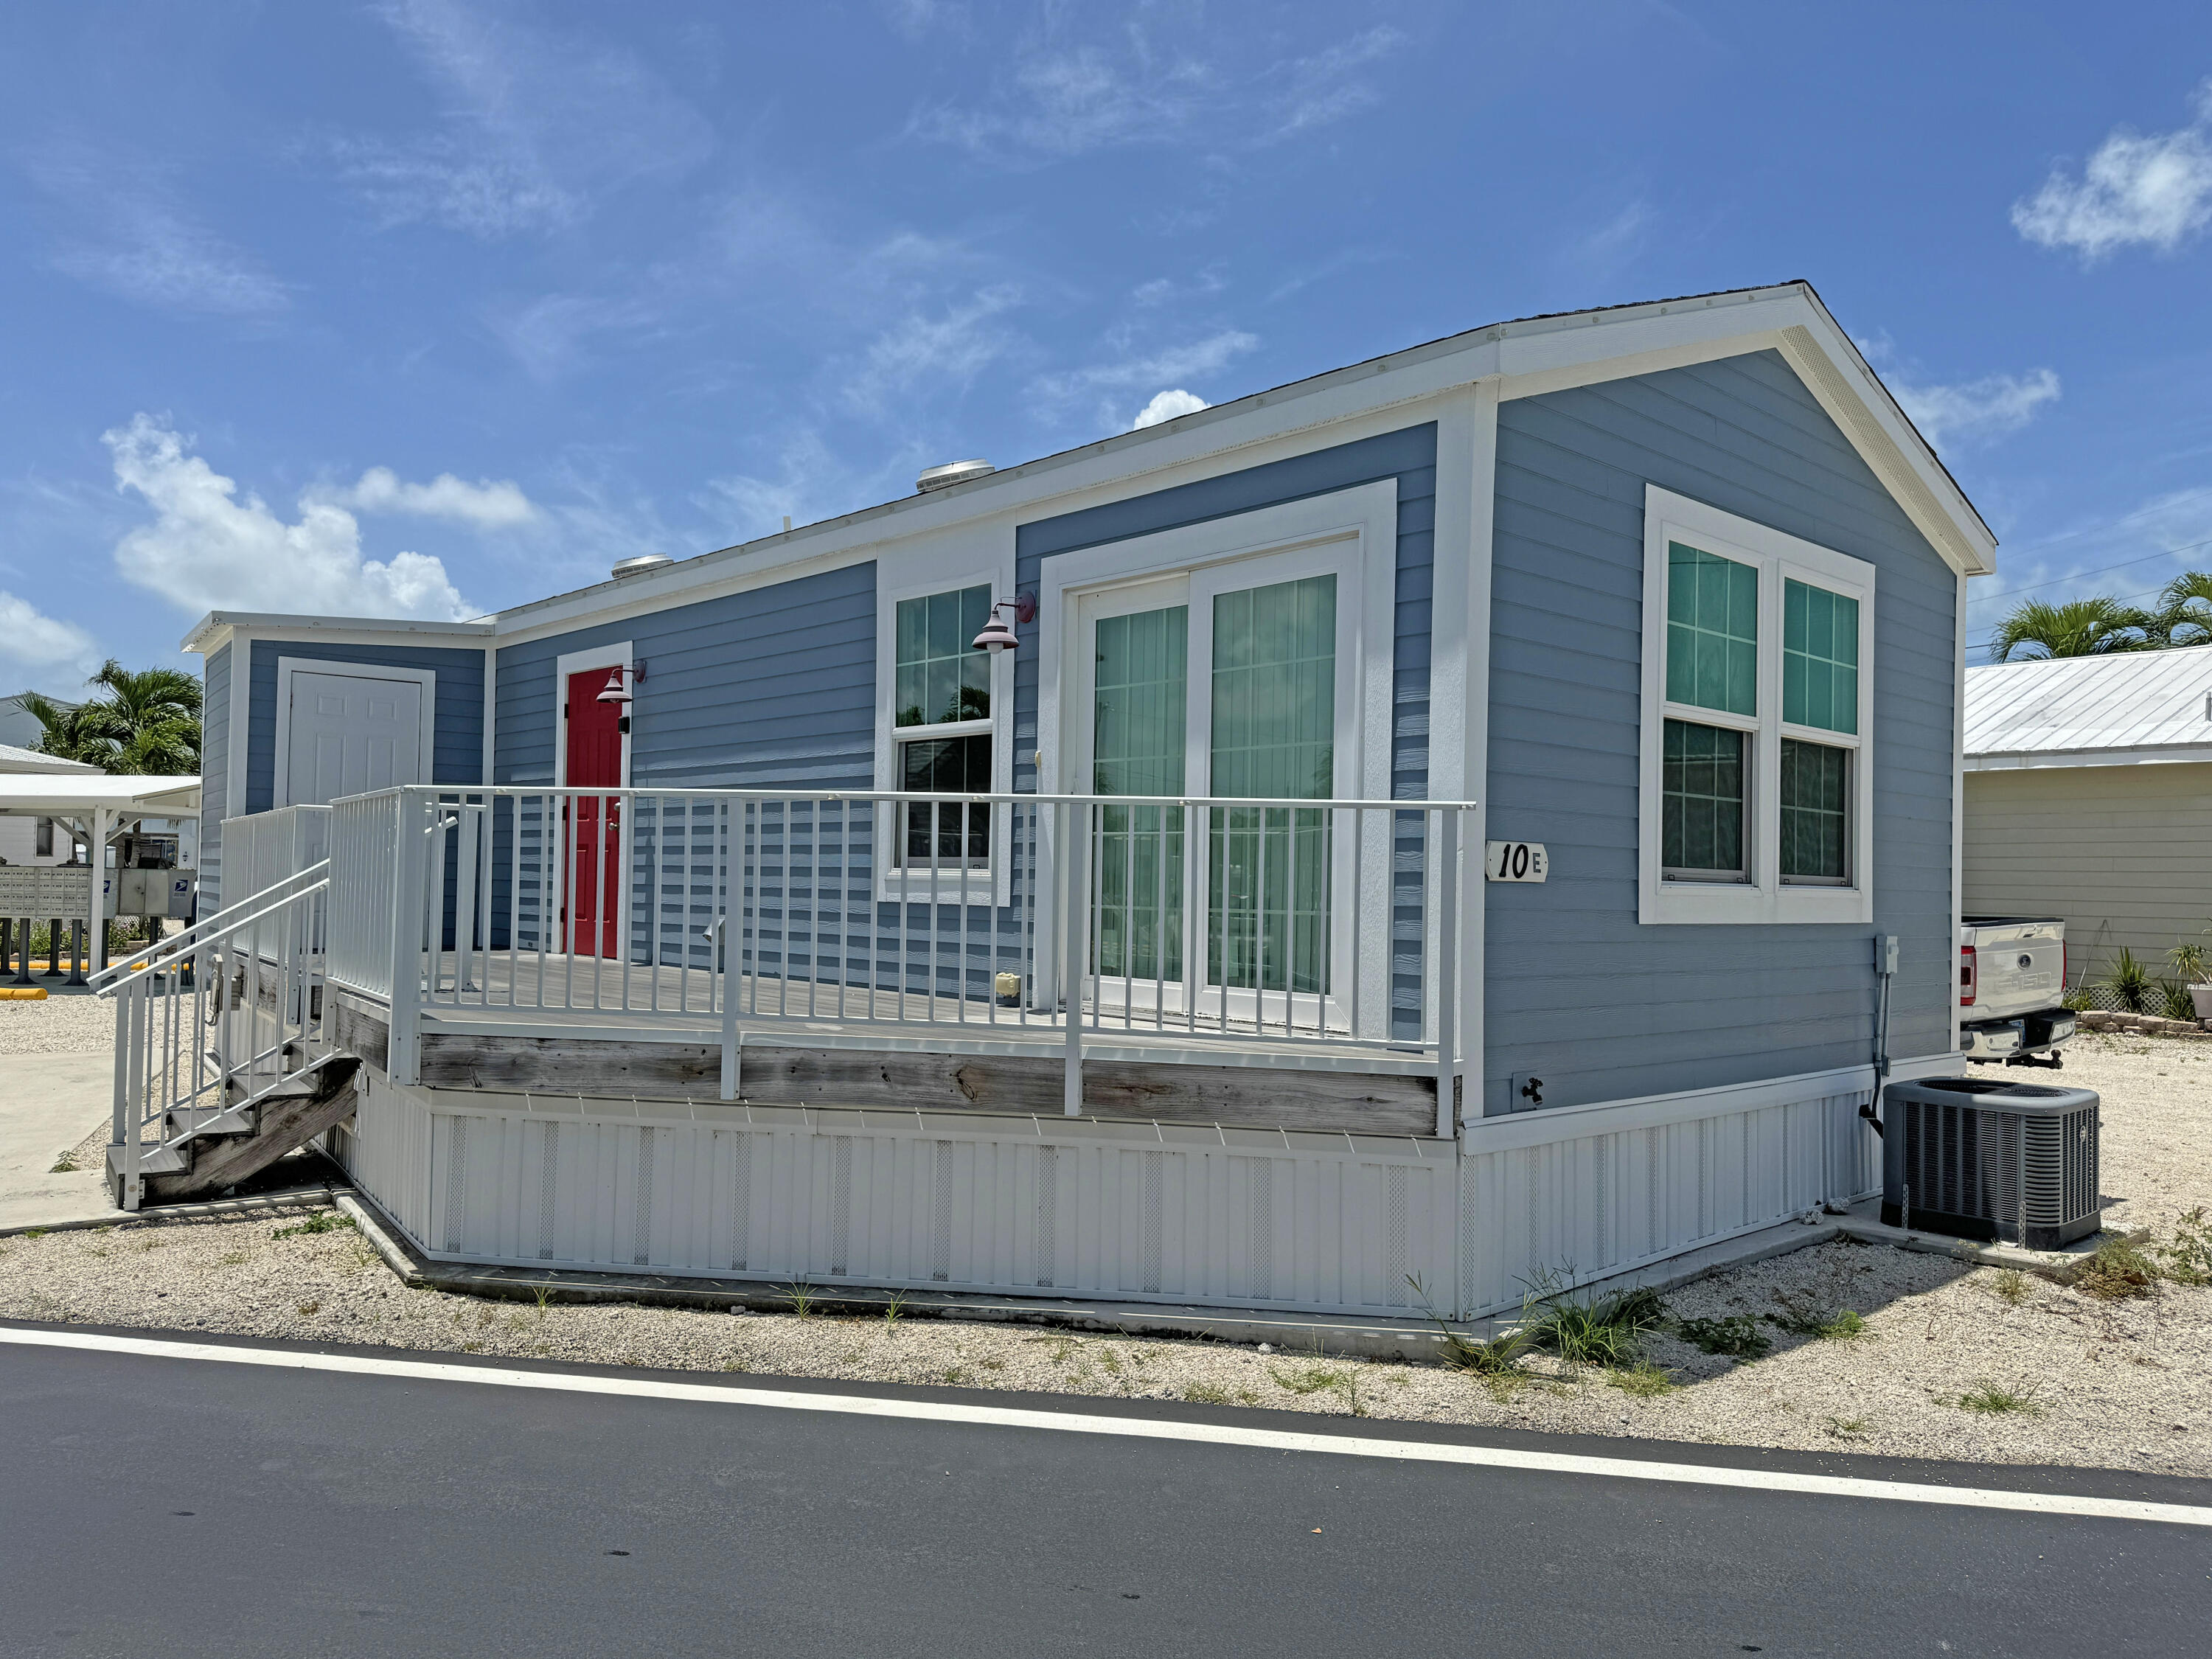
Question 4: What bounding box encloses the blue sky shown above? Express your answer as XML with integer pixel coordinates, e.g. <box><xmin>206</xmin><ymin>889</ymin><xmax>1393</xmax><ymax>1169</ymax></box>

<box><xmin>3</xmin><ymin>1</ymin><xmax>2209</xmax><ymax>692</ymax></box>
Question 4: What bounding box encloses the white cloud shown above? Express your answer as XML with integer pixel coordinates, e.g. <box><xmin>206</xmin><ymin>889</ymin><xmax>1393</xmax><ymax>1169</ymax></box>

<box><xmin>26</xmin><ymin>145</ymin><xmax>288</xmax><ymax>316</ymax></box>
<box><xmin>102</xmin><ymin>415</ymin><xmax>475</xmax><ymax>622</ymax></box>
<box><xmin>332</xmin><ymin>0</ymin><xmax>714</xmax><ymax>238</ymax></box>
<box><xmin>0</xmin><ymin>591</ymin><xmax>97</xmax><ymax>678</ymax></box>
<box><xmin>908</xmin><ymin>20</ymin><xmax>1402</xmax><ymax>164</ymax></box>
<box><xmin>1891</xmin><ymin>368</ymin><xmax>2062</xmax><ymax>448</ymax></box>
<box><xmin>2012</xmin><ymin>81</ymin><xmax>2212</xmax><ymax>258</ymax></box>
<box><xmin>1132</xmin><ymin>389</ymin><xmax>1208</xmax><ymax>429</ymax></box>
<box><xmin>316</xmin><ymin>466</ymin><xmax>537</xmax><ymax>527</ymax></box>
<box><xmin>1034</xmin><ymin>329</ymin><xmax>1258</xmax><ymax>401</ymax></box>
<box><xmin>841</xmin><ymin>285</ymin><xmax>1024</xmax><ymax>415</ymax></box>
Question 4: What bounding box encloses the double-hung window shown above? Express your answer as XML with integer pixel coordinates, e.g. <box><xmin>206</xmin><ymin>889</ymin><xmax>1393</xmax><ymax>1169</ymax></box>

<box><xmin>1639</xmin><ymin>485</ymin><xmax>1875</xmax><ymax>925</ymax></box>
<box><xmin>892</xmin><ymin>582</ymin><xmax>994</xmax><ymax>871</ymax></box>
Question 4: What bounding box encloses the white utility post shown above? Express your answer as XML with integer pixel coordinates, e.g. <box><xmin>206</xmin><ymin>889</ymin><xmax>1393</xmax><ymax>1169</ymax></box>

<box><xmin>88</xmin><ymin>805</ymin><xmax>110</xmax><ymax>972</ymax></box>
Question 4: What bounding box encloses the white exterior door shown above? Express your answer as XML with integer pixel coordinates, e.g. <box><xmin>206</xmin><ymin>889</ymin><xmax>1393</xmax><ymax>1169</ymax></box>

<box><xmin>282</xmin><ymin>670</ymin><xmax>425</xmax><ymax>806</ymax></box>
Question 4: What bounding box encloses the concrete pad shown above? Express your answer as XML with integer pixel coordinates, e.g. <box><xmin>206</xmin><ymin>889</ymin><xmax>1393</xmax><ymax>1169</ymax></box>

<box><xmin>0</xmin><ymin>1051</ymin><xmax>115</xmax><ymax>1231</ymax></box>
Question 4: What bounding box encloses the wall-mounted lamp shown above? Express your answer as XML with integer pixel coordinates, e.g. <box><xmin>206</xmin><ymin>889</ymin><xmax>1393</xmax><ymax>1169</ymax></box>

<box><xmin>972</xmin><ymin>593</ymin><xmax>1037</xmax><ymax>653</ymax></box>
<box><xmin>596</xmin><ymin>661</ymin><xmax>647</xmax><ymax>705</ymax></box>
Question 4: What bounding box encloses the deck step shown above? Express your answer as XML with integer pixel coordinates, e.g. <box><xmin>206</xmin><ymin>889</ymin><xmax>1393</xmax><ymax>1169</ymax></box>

<box><xmin>142</xmin><ymin>1056</ymin><xmax>364</xmax><ymax>1203</ymax></box>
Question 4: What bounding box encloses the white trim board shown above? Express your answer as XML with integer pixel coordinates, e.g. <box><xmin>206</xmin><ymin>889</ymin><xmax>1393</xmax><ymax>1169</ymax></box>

<box><xmin>271</xmin><ymin>657</ymin><xmax>438</xmax><ymax>810</ymax></box>
<box><xmin>551</xmin><ymin>642</ymin><xmax>633</xmax><ymax>792</ymax></box>
<box><xmin>5</xmin><ymin>1328</ymin><xmax>2202</xmax><ymax>1529</ymax></box>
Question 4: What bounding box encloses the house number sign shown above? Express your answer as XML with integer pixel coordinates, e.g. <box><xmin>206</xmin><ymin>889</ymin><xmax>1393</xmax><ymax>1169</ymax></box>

<box><xmin>1484</xmin><ymin>841</ymin><xmax>1547</xmax><ymax>883</ymax></box>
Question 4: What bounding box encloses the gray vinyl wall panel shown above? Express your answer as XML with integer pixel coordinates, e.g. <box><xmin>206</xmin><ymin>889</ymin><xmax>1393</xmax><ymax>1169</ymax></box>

<box><xmin>243</xmin><ymin>639</ymin><xmax>485</xmax><ymax>813</ymax></box>
<box><xmin>1484</xmin><ymin>349</ymin><xmax>1957</xmax><ymax>1114</ymax></box>
<box><xmin>1964</xmin><ymin>762</ymin><xmax>2212</xmax><ymax>980</ymax></box>
<box><xmin>200</xmin><ymin>643</ymin><xmax>230</xmax><ymax>914</ymax></box>
<box><xmin>493</xmin><ymin>560</ymin><xmax>874</xmax><ymax>790</ymax></box>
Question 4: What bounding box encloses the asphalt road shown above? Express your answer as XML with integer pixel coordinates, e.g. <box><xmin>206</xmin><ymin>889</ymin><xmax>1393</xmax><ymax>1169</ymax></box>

<box><xmin>4</xmin><ymin>1324</ymin><xmax>2208</xmax><ymax>1658</ymax></box>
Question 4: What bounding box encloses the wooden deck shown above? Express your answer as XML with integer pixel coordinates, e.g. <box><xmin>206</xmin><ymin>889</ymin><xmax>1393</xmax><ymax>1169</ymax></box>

<box><xmin>326</xmin><ymin>950</ymin><xmax>1455</xmax><ymax>1138</ymax></box>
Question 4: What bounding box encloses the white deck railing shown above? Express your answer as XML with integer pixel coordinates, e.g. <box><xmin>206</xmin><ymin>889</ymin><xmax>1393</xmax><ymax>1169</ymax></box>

<box><xmin>93</xmin><ymin>862</ymin><xmax>336</xmax><ymax>1211</ymax></box>
<box><xmin>316</xmin><ymin>785</ymin><xmax>1475</xmax><ymax>1133</ymax></box>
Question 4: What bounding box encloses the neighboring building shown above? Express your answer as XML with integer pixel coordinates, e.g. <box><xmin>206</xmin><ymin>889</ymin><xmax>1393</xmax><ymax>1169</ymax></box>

<box><xmin>1964</xmin><ymin>644</ymin><xmax>2212</xmax><ymax>982</ymax></box>
<box><xmin>0</xmin><ymin>691</ymin><xmax>77</xmax><ymax>753</ymax></box>
<box><xmin>0</xmin><ymin>740</ymin><xmax>100</xmax><ymax>867</ymax></box>
<box><xmin>171</xmin><ymin>281</ymin><xmax>1992</xmax><ymax>1317</ymax></box>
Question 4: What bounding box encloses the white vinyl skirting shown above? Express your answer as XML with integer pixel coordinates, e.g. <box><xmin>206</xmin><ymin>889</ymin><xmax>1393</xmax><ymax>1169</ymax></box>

<box><xmin>330</xmin><ymin>1062</ymin><xmax>1899</xmax><ymax>1321</ymax></box>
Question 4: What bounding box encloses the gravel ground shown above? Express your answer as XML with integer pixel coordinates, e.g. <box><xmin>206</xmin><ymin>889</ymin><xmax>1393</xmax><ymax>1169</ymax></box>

<box><xmin>0</xmin><ymin>993</ymin><xmax>114</xmax><ymax>1056</ymax></box>
<box><xmin>1</xmin><ymin>1034</ymin><xmax>2205</xmax><ymax>1475</ymax></box>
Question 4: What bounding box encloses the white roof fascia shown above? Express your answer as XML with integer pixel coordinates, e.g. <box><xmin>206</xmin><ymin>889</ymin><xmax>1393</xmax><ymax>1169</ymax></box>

<box><xmin>182</xmin><ymin>611</ymin><xmax>496</xmax><ymax>656</ymax></box>
<box><xmin>0</xmin><ymin>742</ymin><xmax>102</xmax><ymax>775</ymax></box>
<box><xmin>1966</xmin><ymin>745</ymin><xmax>2212</xmax><ymax>772</ymax></box>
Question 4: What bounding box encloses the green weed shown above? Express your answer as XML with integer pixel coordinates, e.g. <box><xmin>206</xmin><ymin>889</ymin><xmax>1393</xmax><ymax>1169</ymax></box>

<box><xmin>271</xmin><ymin>1212</ymin><xmax>353</xmax><ymax>1239</ymax></box>
<box><xmin>1182</xmin><ymin>1382</ymin><xmax>1231</xmax><ymax>1405</ymax></box>
<box><xmin>881</xmin><ymin>1289</ymin><xmax>909</xmax><ymax>1333</ymax></box>
<box><xmin>1674</xmin><ymin>1314</ymin><xmax>1773</xmax><ymax>1360</ymax></box>
<box><xmin>1270</xmin><ymin>1364</ymin><xmax>1347</xmax><ymax>1396</ymax></box>
<box><xmin>1955</xmin><ymin>1379</ymin><xmax>2043</xmax><ymax>1416</ymax></box>
<box><xmin>2157</xmin><ymin>1207</ymin><xmax>2212</xmax><ymax>1286</ymax></box>
<box><xmin>781</xmin><ymin>1280</ymin><xmax>819</xmax><ymax>1318</ymax></box>
<box><xmin>1988</xmin><ymin>1268</ymin><xmax>2031</xmax><ymax>1306</ymax></box>
<box><xmin>2073</xmin><ymin>1236</ymin><xmax>2160</xmax><ymax>1301</ymax></box>
<box><xmin>1823</xmin><ymin>1416</ymin><xmax>1871</xmax><ymax>1440</ymax></box>
<box><xmin>1520</xmin><ymin>1275</ymin><xmax>1666</xmax><ymax>1371</ymax></box>
<box><xmin>1606</xmin><ymin>1363</ymin><xmax>1678</xmax><ymax>1399</ymax></box>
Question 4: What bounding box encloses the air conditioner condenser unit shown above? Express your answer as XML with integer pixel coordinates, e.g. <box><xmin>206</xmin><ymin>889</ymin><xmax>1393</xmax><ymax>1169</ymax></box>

<box><xmin>1881</xmin><ymin>1076</ymin><xmax>2101</xmax><ymax>1250</ymax></box>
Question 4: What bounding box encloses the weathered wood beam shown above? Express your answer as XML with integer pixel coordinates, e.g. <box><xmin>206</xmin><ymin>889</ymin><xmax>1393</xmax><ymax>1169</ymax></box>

<box><xmin>416</xmin><ymin>1033</ymin><xmax>1444</xmax><ymax>1137</ymax></box>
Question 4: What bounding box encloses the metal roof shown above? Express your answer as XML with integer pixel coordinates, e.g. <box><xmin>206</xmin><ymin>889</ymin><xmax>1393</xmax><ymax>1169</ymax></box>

<box><xmin>0</xmin><ymin>742</ymin><xmax>101</xmax><ymax>775</ymax></box>
<box><xmin>0</xmin><ymin>773</ymin><xmax>201</xmax><ymax>814</ymax></box>
<box><xmin>1965</xmin><ymin>647</ymin><xmax>2212</xmax><ymax>770</ymax></box>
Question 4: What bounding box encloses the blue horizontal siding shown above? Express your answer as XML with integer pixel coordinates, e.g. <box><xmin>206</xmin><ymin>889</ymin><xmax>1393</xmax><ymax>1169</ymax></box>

<box><xmin>493</xmin><ymin>560</ymin><xmax>875</xmax><ymax>790</ymax></box>
<box><xmin>1484</xmin><ymin>348</ymin><xmax>1957</xmax><ymax>1115</ymax></box>
<box><xmin>243</xmin><ymin>639</ymin><xmax>485</xmax><ymax>813</ymax></box>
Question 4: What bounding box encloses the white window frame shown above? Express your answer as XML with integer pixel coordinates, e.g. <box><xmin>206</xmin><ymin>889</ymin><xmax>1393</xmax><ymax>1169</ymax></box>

<box><xmin>1638</xmin><ymin>485</ymin><xmax>1875</xmax><ymax>925</ymax></box>
<box><xmin>1036</xmin><ymin>479</ymin><xmax>1399</xmax><ymax>1033</ymax></box>
<box><xmin>872</xmin><ymin>546</ymin><xmax>1016</xmax><ymax>905</ymax></box>
<box><xmin>271</xmin><ymin>657</ymin><xmax>438</xmax><ymax>809</ymax></box>
<box><xmin>551</xmin><ymin>642</ymin><xmax>633</xmax><ymax>790</ymax></box>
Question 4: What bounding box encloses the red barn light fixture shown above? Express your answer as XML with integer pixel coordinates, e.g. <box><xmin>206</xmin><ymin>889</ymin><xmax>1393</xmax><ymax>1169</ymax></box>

<box><xmin>972</xmin><ymin>593</ymin><xmax>1035</xmax><ymax>653</ymax></box>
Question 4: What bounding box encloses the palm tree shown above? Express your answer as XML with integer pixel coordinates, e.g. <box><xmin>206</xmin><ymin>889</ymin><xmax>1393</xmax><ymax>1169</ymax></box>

<box><xmin>22</xmin><ymin>661</ymin><xmax>201</xmax><ymax>775</ymax></box>
<box><xmin>1989</xmin><ymin>596</ymin><xmax>2157</xmax><ymax>661</ymax></box>
<box><xmin>2149</xmin><ymin>571</ymin><xmax>2212</xmax><ymax>650</ymax></box>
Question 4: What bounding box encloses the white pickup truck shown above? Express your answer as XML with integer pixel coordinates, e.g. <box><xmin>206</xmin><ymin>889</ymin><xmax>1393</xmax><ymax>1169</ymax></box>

<box><xmin>1958</xmin><ymin>916</ymin><xmax>2076</xmax><ymax>1066</ymax></box>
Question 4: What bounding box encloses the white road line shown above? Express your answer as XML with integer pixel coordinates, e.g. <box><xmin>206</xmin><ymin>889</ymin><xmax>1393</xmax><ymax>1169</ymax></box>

<box><xmin>7</xmin><ymin>1323</ymin><xmax>2208</xmax><ymax>1529</ymax></box>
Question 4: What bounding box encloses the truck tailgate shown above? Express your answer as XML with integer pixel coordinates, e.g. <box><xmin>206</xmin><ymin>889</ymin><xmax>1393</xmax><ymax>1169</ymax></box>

<box><xmin>1966</xmin><ymin>920</ymin><xmax>2064</xmax><ymax>1018</ymax></box>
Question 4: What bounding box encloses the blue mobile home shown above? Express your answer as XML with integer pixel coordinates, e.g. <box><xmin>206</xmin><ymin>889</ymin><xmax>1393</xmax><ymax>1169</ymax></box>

<box><xmin>161</xmin><ymin>282</ymin><xmax>1989</xmax><ymax>1318</ymax></box>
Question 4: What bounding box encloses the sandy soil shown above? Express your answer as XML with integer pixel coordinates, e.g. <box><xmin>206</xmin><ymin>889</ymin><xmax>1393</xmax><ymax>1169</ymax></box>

<box><xmin>2</xmin><ymin>1030</ymin><xmax>2206</xmax><ymax>1475</ymax></box>
<box><xmin>0</xmin><ymin>992</ymin><xmax>114</xmax><ymax>1056</ymax></box>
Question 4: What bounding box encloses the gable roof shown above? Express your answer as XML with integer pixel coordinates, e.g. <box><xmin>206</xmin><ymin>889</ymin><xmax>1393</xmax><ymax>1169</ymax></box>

<box><xmin>184</xmin><ymin>279</ymin><xmax>1997</xmax><ymax>656</ymax></box>
<box><xmin>1965</xmin><ymin>647</ymin><xmax>2212</xmax><ymax>770</ymax></box>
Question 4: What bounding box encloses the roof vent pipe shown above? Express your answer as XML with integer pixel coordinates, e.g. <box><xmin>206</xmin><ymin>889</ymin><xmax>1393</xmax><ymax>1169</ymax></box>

<box><xmin>611</xmin><ymin>554</ymin><xmax>675</xmax><ymax>580</ymax></box>
<box><xmin>917</xmin><ymin>459</ymin><xmax>994</xmax><ymax>493</ymax></box>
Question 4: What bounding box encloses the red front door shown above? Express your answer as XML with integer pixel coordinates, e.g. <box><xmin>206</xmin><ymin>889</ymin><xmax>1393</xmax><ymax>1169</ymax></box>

<box><xmin>564</xmin><ymin>669</ymin><xmax>625</xmax><ymax>959</ymax></box>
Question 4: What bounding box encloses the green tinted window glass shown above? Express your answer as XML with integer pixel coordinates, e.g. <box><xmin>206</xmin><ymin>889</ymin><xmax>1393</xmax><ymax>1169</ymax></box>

<box><xmin>1093</xmin><ymin>605</ymin><xmax>1188</xmax><ymax>982</ymax></box>
<box><xmin>1782</xmin><ymin>579</ymin><xmax>1858</xmax><ymax>734</ymax></box>
<box><xmin>1660</xmin><ymin>719</ymin><xmax>1746</xmax><ymax>879</ymax></box>
<box><xmin>1208</xmin><ymin>574</ymin><xmax>1335</xmax><ymax>995</ymax></box>
<box><xmin>1664</xmin><ymin>543</ymin><xmax>1758</xmax><ymax>717</ymax></box>
<box><xmin>1779</xmin><ymin>739</ymin><xmax>1850</xmax><ymax>883</ymax></box>
<box><xmin>894</xmin><ymin>584</ymin><xmax>992</xmax><ymax>726</ymax></box>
